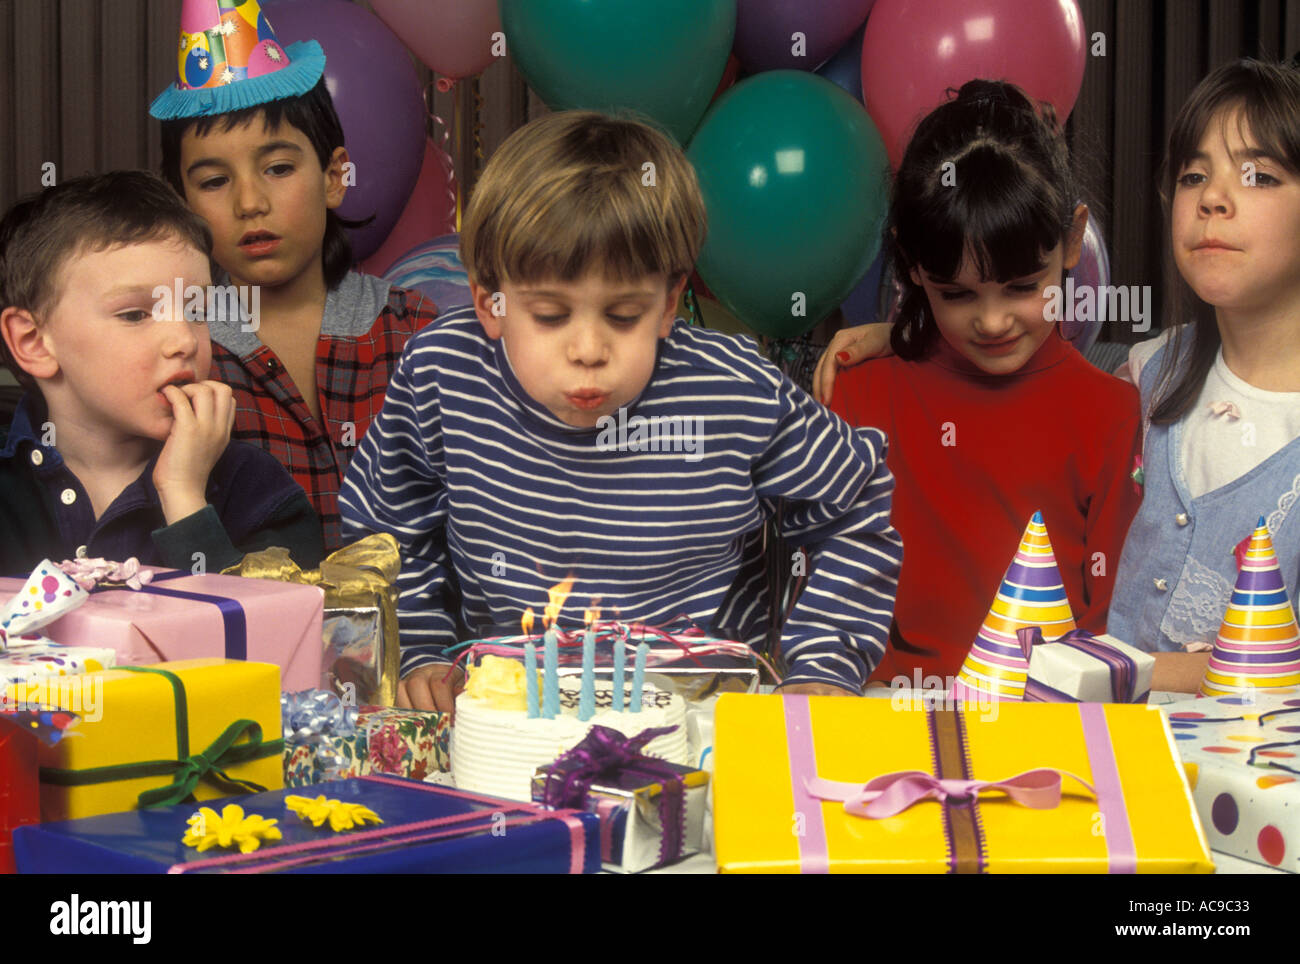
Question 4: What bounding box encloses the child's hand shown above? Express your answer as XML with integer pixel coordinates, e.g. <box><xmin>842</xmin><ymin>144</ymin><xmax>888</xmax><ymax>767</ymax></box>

<box><xmin>399</xmin><ymin>663</ymin><xmax>466</xmax><ymax>716</ymax></box>
<box><xmin>780</xmin><ymin>681</ymin><xmax>860</xmax><ymax>696</ymax></box>
<box><xmin>153</xmin><ymin>380</ymin><xmax>236</xmax><ymax>525</ymax></box>
<box><xmin>812</xmin><ymin>323</ymin><xmax>893</xmax><ymax>406</ymax></box>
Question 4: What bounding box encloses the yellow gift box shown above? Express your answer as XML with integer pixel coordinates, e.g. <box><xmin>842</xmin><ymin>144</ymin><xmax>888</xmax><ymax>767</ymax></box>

<box><xmin>6</xmin><ymin>658</ymin><xmax>283</xmax><ymax>821</ymax></box>
<box><xmin>713</xmin><ymin>694</ymin><xmax>1214</xmax><ymax>873</ymax></box>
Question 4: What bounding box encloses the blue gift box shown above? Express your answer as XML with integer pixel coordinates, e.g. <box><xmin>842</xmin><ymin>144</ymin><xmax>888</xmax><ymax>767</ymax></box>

<box><xmin>13</xmin><ymin>774</ymin><xmax>600</xmax><ymax>874</ymax></box>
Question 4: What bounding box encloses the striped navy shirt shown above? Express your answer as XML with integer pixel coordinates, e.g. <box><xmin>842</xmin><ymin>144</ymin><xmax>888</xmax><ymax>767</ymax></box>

<box><xmin>339</xmin><ymin>307</ymin><xmax>901</xmax><ymax>690</ymax></box>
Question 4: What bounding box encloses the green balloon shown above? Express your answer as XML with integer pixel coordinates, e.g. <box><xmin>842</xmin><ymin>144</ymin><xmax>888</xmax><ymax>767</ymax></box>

<box><xmin>500</xmin><ymin>0</ymin><xmax>735</xmax><ymax>144</ymax></box>
<box><xmin>688</xmin><ymin>71</ymin><xmax>889</xmax><ymax>339</ymax></box>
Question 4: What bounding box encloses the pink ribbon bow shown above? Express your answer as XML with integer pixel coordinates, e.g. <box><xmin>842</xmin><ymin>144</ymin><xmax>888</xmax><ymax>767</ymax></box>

<box><xmin>806</xmin><ymin>768</ymin><xmax>1097</xmax><ymax>819</ymax></box>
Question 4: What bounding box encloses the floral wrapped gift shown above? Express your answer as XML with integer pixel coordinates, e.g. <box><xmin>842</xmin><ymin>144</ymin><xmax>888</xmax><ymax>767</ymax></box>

<box><xmin>359</xmin><ymin>705</ymin><xmax>449</xmax><ymax>779</ymax></box>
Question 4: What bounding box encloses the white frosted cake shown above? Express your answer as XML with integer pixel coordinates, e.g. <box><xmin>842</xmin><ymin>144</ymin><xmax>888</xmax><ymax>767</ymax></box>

<box><xmin>452</xmin><ymin>657</ymin><xmax>690</xmax><ymax>801</ymax></box>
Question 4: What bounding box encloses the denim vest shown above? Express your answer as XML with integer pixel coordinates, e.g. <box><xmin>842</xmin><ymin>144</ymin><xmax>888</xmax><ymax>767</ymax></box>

<box><xmin>1107</xmin><ymin>344</ymin><xmax>1300</xmax><ymax>651</ymax></box>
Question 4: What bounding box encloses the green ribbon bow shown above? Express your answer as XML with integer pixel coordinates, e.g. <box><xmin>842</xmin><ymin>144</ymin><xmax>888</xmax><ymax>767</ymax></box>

<box><xmin>39</xmin><ymin>665</ymin><xmax>283</xmax><ymax>808</ymax></box>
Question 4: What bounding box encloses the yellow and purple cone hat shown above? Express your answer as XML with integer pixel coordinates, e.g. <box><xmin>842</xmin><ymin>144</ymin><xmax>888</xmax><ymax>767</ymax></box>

<box><xmin>951</xmin><ymin>511</ymin><xmax>1077</xmax><ymax>702</ymax></box>
<box><xmin>149</xmin><ymin>0</ymin><xmax>325</xmax><ymax>120</ymax></box>
<box><xmin>1200</xmin><ymin>518</ymin><xmax>1300</xmax><ymax>697</ymax></box>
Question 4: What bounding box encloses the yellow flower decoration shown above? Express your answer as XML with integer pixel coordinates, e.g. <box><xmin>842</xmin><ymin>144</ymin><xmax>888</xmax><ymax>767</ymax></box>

<box><xmin>285</xmin><ymin>794</ymin><xmax>384</xmax><ymax>832</ymax></box>
<box><xmin>182</xmin><ymin>804</ymin><xmax>282</xmax><ymax>854</ymax></box>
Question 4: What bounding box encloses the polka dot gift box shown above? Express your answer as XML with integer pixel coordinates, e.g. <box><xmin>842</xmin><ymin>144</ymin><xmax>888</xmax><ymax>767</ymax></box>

<box><xmin>1162</xmin><ymin>693</ymin><xmax>1300</xmax><ymax>872</ymax></box>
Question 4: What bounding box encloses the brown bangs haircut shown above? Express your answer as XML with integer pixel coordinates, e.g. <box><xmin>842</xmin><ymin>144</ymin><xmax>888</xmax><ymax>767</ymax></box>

<box><xmin>461</xmin><ymin>110</ymin><xmax>705</xmax><ymax>292</ymax></box>
<box><xmin>1150</xmin><ymin>58</ymin><xmax>1300</xmax><ymax>424</ymax></box>
<box><xmin>0</xmin><ymin>170</ymin><xmax>213</xmax><ymax>391</ymax></box>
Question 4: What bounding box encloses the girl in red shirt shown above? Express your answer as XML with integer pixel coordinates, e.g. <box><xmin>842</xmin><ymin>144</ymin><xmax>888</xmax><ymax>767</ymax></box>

<box><xmin>829</xmin><ymin>80</ymin><xmax>1142</xmax><ymax>687</ymax></box>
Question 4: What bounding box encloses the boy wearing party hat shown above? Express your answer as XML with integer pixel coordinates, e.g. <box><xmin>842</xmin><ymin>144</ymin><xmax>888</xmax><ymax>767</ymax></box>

<box><xmin>150</xmin><ymin>0</ymin><xmax>442</xmax><ymax>552</ymax></box>
<box><xmin>339</xmin><ymin>110</ymin><xmax>903</xmax><ymax>712</ymax></box>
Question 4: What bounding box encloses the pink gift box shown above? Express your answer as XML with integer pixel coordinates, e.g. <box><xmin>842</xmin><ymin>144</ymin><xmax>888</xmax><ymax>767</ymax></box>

<box><xmin>0</xmin><ymin>569</ymin><xmax>324</xmax><ymax>692</ymax></box>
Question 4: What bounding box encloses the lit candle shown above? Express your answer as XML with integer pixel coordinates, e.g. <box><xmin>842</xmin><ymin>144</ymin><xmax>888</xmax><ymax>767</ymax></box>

<box><xmin>524</xmin><ymin>642</ymin><xmax>539</xmax><ymax>719</ymax></box>
<box><xmin>578</xmin><ymin>611</ymin><xmax>596</xmax><ymax>722</ymax></box>
<box><xmin>629</xmin><ymin>642</ymin><xmax>648</xmax><ymax>713</ymax></box>
<box><xmin>542</xmin><ymin>621</ymin><xmax>559</xmax><ymax>719</ymax></box>
<box><xmin>612</xmin><ymin>636</ymin><xmax>626</xmax><ymax>713</ymax></box>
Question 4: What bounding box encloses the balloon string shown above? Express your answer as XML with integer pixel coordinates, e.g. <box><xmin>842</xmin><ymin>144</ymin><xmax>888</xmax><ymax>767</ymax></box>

<box><xmin>423</xmin><ymin>78</ymin><xmax>459</xmax><ymax>239</ymax></box>
<box><xmin>472</xmin><ymin>78</ymin><xmax>485</xmax><ymax>175</ymax></box>
<box><xmin>452</xmin><ymin>84</ymin><xmax>463</xmax><ymax>232</ymax></box>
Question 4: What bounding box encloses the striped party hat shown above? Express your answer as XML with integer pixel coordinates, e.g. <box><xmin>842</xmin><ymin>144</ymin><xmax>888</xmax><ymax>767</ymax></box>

<box><xmin>149</xmin><ymin>0</ymin><xmax>325</xmax><ymax>120</ymax></box>
<box><xmin>952</xmin><ymin>511</ymin><xmax>1077</xmax><ymax>702</ymax></box>
<box><xmin>1200</xmin><ymin>518</ymin><xmax>1300</xmax><ymax>697</ymax></box>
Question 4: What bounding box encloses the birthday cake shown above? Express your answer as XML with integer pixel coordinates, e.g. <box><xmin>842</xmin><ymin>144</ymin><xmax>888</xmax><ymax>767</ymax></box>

<box><xmin>451</xmin><ymin>657</ymin><xmax>690</xmax><ymax>801</ymax></box>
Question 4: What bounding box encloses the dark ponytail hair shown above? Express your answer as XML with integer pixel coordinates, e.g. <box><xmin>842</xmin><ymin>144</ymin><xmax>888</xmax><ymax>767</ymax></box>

<box><xmin>159</xmin><ymin>78</ymin><xmax>372</xmax><ymax>290</ymax></box>
<box><xmin>1149</xmin><ymin>59</ymin><xmax>1300</xmax><ymax>425</ymax></box>
<box><xmin>888</xmin><ymin>80</ymin><xmax>1079</xmax><ymax>359</ymax></box>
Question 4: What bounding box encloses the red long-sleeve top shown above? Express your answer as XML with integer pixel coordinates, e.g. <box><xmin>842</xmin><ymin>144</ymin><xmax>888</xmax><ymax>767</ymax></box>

<box><xmin>830</xmin><ymin>333</ymin><xmax>1142</xmax><ymax>684</ymax></box>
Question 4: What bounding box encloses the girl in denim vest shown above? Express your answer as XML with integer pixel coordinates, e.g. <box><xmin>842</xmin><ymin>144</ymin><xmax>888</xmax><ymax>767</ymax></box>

<box><xmin>1107</xmin><ymin>59</ymin><xmax>1300</xmax><ymax>692</ymax></box>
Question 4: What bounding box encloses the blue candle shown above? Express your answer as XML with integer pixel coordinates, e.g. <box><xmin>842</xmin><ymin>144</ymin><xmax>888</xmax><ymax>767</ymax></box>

<box><xmin>629</xmin><ymin>642</ymin><xmax>649</xmax><ymax>713</ymax></box>
<box><xmin>612</xmin><ymin>637</ymin><xmax>626</xmax><ymax>713</ymax></box>
<box><xmin>524</xmin><ymin>642</ymin><xmax>539</xmax><ymax>719</ymax></box>
<box><xmin>542</xmin><ymin>624</ymin><xmax>559</xmax><ymax>719</ymax></box>
<box><xmin>578</xmin><ymin>621</ymin><xmax>596</xmax><ymax>721</ymax></box>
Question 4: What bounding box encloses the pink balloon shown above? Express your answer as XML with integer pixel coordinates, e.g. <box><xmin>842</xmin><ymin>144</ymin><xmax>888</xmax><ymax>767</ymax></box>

<box><xmin>360</xmin><ymin>137</ymin><xmax>457</xmax><ymax>277</ymax></box>
<box><xmin>862</xmin><ymin>0</ymin><xmax>1086</xmax><ymax>168</ymax></box>
<box><xmin>370</xmin><ymin>0</ymin><xmax>502</xmax><ymax>80</ymax></box>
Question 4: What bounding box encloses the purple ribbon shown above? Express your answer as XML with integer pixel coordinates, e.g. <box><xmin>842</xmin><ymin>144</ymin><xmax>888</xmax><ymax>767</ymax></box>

<box><xmin>538</xmin><ymin>724</ymin><xmax>685</xmax><ymax>866</ymax></box>
<box><xmin>92</xmin><ymin>570</ymin><xmax>248</xmax><ymax>661</ymax></box>
<box><xmin>1019</xmin><ymin>627</ymin><xmax>1140</xmax><ymax>702</ymax></box>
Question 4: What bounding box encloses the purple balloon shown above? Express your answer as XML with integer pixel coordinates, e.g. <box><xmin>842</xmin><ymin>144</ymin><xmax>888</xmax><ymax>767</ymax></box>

<box><xmin>734</xmin><ymin>0</ymin><xmax>876</xmax><ymax>74</ymax></box>
<box><xmin>267</xmin><ymin>0</ymin><xmax>425</xmax><ymax>261</ymax></box>
<box><xmin>1062</xmin><ymin>217</ymin><xmax>1110</xmax><ymax>354</ymax></box>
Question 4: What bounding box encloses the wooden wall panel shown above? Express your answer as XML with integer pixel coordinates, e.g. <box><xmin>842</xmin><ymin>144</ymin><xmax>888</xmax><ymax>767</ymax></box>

<box><xmin>11</xmin><ymin>0</ymin><xmax>58</xmax><ymax>201</ymax></box>
<box><xmin>59</xmin><ymin>0</ymin><xmax>98</xmax><ymax>183</ymax></box>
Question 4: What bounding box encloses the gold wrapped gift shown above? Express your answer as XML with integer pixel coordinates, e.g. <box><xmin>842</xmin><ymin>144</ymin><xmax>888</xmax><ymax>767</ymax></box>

<box><xmin>225</xmin><ymin>534</ymin><xmax>401</xmax><ymax>705</ymax></box>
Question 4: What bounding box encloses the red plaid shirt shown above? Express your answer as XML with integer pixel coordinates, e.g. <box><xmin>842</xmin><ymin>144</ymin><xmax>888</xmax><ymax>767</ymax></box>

<box><xmin>208</xmin><ymin>273</ymin><xmax>441</xmax><ymax>552</ymax></box>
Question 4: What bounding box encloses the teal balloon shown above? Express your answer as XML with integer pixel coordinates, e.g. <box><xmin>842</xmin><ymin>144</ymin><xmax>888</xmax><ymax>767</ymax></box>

<box><xmin>500</xmin><ymin>0</ymin><xmax>735</xmax><ymax>144</ymax></box>
<box><xmin>688</xmin><ymin>71</ymin><xmax>889</xmax><ymax>339</ymax></box>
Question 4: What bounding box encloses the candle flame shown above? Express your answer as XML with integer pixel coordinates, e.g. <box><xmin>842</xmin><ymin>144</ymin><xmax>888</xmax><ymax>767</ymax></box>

<box><xmin>542</xmin><ymin>574</ymin><xmax>575</xmax><ymax>628</ymax></box>
<box><xmin>584</xmin><ymin>606</ymin><xmax>601</xmax><ymax>627</ymax></box>
<box><xmin>521</xmin><ymin>608</ymin><xmax>535</xmax><ymax>636</ymax></box>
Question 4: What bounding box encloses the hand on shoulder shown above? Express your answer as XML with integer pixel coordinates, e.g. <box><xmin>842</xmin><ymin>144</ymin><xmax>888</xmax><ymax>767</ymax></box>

<box><xmin>812</xmin><ymin>323</ymin><xmax>893</xmax><ymax>406</ymax></box>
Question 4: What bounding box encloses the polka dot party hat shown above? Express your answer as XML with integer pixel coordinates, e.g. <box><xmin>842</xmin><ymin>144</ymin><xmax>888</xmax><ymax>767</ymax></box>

<box><xmin>0</xmin><ymin>559</ymin><xmax>87</xmax><ymax>644</ymax></box>
<box><xmin>1201</xmin><ymin>518</ymin><xmax>1300</xmax><ymax>697</ymax></box>
<box><xmin>149</xmin><ymin>0</ymin><xmax>325</xmax><ymax>120</ymax></box>
<box><xmin>952</xmin><ymin>511</ymin><xmax>1077</xmax><ymax>703</ymax></box>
